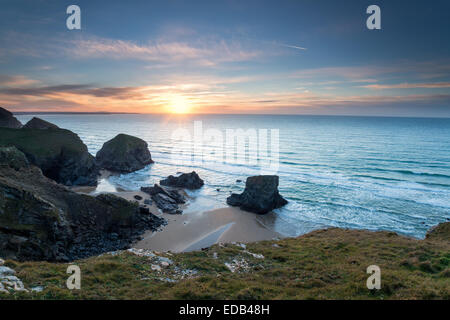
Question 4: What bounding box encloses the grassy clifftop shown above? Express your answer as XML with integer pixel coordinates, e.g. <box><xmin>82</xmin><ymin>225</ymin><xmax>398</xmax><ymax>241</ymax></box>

<box><xmin>1</xmin><ymin>223</ymin><xmax>448</xmax><ymax>300</ymax></box>
<box><xmin>0</xmin><ymin>127</ymin><xmax>87</xmax><ymax>159</ymax></box>
<box><xmin>0</xmin><ymin>128</ymin><xmax>98</xmax><ymax>186</ymax></box>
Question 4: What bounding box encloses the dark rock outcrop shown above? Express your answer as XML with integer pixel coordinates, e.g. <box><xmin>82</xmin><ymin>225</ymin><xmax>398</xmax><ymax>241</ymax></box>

<box><xmin>95</xmin><ymin>134</ymin><xmax>153</xmax><ymax>173</ymax></box>
<box><xmin>160</xmin><ymin>171</ymin><xmax>204</xmax><ymax>189</ymax></box>
<box><xmin>0</xmin><ymin>107</ymin><xmax>22</xmax><ymax>128</ymax></box>
<box><xmin>0</xmin><ymin>146</ymin><xmax>29</xmax><ymax>170</ymax></box>
<box><xmin>23</xmin><ymin>117</ymin><xmax>59</xmax><ymax>129</ymax></box>
<box><xmin>426</xmin><ymin>222</ymin><xmax>450</xmax><ymax>240</ymax></box>
<box><xmin>141</xmin><ymin>184</ymin><xmax>185</xmax><ymax>214</ymax></box>
<box><xmin>0</xmin><ymin>147</ymin><xmax>165</xmax><ymax>262</ymax></box>
<box><xmin>226</xmin><ymin>175</ymin><xmax>288</xmax><ymax>214</ymax></box>
<box><xmin>0</xmin><ymin>127</ymin><xmax>99</xmax><ymax>186</ymax></box>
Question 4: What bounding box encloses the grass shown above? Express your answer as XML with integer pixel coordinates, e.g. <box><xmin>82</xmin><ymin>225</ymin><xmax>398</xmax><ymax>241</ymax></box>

<box><xmin>0</xmin><ymin>127</ymin><xmax>87</xmax><ymax>159</ymax></box>
<box><xmin>98</xmin><ymin>133</ymin><xmax>146</xmax><ymax>154</ymax></box>
<box><xmin>1</xmin><ymin>225</ymin><xmax>448</xmax><ymax>300</ymax></box>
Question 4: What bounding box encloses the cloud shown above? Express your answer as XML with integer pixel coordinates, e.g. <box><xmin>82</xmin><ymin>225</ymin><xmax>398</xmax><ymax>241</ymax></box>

<box><xmin>1</xmin><ymin>80</ymin><xmax>449</xmax><ymax>114</ymax></box>
<box><xmin>361</xmin><ymin>82</ymin><xmax>450</xmax><ymax>90</ymax></box>
<box><xmin>289</xmin><ymin>61</ymin><xmax>450</xmax><ymax>83</ymax></box>
<box><xmin>64</xmin><ymin>36</ymin><xmax>261</xmax><ymax>67</ymax></box>
<box><xmin>0</xmin><ymin>84</ymin><xmax>93</xmax><ymax>96</ymax></box>
<box><xmin>0</xmin><ymin>75</ymin><xmax>39</xmax><ymax>87</ymax></box>
<box><xmin>0</xmin><ymin>30</ymin><xmax>262</xmax><ymax>69</ymax></box>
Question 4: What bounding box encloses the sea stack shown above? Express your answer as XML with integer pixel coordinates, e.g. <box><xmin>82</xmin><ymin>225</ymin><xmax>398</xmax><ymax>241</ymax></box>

<box><xmin>227</xmin><ymin>175</ymin><xmax>288</xmax><ymax>214</ymax></box>
<box><xmin>95</xmin><ymin>133</ymin><xmax>154</xmax><ymax>173</ymax></box>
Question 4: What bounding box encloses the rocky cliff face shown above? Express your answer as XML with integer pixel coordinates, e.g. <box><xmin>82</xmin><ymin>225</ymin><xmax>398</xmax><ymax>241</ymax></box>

<box><xmin>0</xmin><ymin>127</ymin><xmax>99</xmax><ymax>186</ymax></box>
<box><xmin>0</xmin><ymin>107</ymin><xmax>22</xmax><ymax>129</ymax></box>
<box><xmin>227</xmin><ymin>175</ymin><xmax>288</xmax><ymax>214</ymax></box>
<box><xmin>96</xmin><ymin>134</ymin><xmax>154</xmax><ymax>173</ymax></box>
<box><xmin>0</xmin><ymin>147</ymin><xmax>165</xmax><ymax>262</ymax></box>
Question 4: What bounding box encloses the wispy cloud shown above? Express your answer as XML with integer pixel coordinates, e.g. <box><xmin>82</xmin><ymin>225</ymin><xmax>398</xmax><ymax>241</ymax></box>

<box><xmin>0</xmin><ymin>30</ymin><xmax>262</xmax><ymax>68</ymax></box>
<box><xmin>361</xmin><ymin>82</ymin><xmax>450</xmax><ymax>89</ymax></box>
<box><xmin>0</xmin><ymin>74</ymin><xmax>39</xmax><ymax>87</ymax></box>
<box><xmin>68</xmin><ymin>37</ymin><xmax>261</xmax><ymax>66</ymax></box>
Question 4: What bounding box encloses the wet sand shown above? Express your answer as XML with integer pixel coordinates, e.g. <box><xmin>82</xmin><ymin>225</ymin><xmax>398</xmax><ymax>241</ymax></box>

<box><xmin>73</xmin><ymin>183</ymin><xmax>282</xmax><ymax>253</ymax></box>
<box><xmin>133</xmin><ymin>206</ymin><xmax>281</xmax><ymax>252</ymax></box>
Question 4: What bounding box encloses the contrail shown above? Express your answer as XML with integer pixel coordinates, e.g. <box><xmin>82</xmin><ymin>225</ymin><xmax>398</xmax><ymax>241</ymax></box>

<box><xmin>279</xmin><ymin>43</ymin><xmax>307</xmax><ymax>51</ymax></box>
<box><xmin>234</xmin><ymin>34</ymin><xmax>307</xmax><ymax>51</ymax></box>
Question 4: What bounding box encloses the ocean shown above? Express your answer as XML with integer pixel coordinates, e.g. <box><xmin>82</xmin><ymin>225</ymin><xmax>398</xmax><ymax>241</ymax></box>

<box><xmin>16</xmin><ymin>114</ymin><xmax>450</xmax><ymax>239</ymax></box>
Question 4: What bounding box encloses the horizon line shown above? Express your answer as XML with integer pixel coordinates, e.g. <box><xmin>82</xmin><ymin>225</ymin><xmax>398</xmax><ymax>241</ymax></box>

<box><xmin>12</xmin><ymin>111</ymin><xmax>450</xmax><ymax>119</ymax></box>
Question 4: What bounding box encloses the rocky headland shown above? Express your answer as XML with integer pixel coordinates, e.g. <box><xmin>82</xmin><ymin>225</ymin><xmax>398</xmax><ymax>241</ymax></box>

<box><xmin>0</xmin><ymin>146</ymin><xmax>165</xmax><ymax>262</ymax></box>
<box><xmin>0</xmin><ymin>107</ymin><xmax>22</xmax><ymax>129</ymax></box>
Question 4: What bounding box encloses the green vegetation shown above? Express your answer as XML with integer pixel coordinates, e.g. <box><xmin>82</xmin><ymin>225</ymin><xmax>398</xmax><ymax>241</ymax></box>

<box><xmin>1</xmin><ymin>224</ymin><xmax>448</xmax><ymax>300</ymax></box>
<box><xmin>0</xmin><ymin>127</ymin><xmax>87</xmax><ymax>159</ymax></box>
<box><xmin>100</xmin><ymin>134</ymin><xmax>147</xmax><ymax>154</ymax></box>
<box><xmin>0</xmin><ymin>146</ymin><xmax>29</xmax><ymax>170</ymax></box>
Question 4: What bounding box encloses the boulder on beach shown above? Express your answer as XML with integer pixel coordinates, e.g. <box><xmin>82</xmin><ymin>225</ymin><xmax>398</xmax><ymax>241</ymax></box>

<box><xmin>141</xmin><ymin>184</ymin><xmax>185</xmax><ymax>214</ymax></box>
<box><xmin>23</xmin><ymin>117</ymin><xmax>59</xmax><ymax>129</ymax></box>
<box><xmin>95</xmin><ymin>133</ymin><xmax>154</xmax><ymax>173</ymax></box>
<box><xmin>160</xmin><ymin>171</ymin><xmax>204</xmax><ymax>189</ymax></box>
<box><xmin>226</xmin><ymin>175</ymin><xmax>288</xmax><ymax>214</ymax></box>
<box><xmin>0</xmin><ymin>147</ymin><xmax>165</xmax><ymax>262</ymax></box>
<box><xmin>0</xmin><ymin>126</ymin><xmax>99</xmax><ymax>186</ymax></box>
<box><xmin>0</xmin><ymin>107</ymin><xmax>22</xmax><ymax>128</ymax></box>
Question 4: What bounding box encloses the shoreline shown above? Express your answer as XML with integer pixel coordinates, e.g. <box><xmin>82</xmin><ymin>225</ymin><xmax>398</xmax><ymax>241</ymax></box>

<box><xmin>74</xmin><ymin>186</ymin><xmax>283</xmax><ymax>253</ymax></box>
<box><xmin>133</xmin><ymin>206</ymin><xmax>282</xmax><ymax>253</ymax></box>
<box><xmin>118</xmin><ymin>190</ymin><xmax>282</xmax><ymax>252</ymax></box>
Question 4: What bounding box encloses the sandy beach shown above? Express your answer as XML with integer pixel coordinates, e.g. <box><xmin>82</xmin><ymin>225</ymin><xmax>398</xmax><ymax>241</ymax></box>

<box><xmin>118</xmin><ymin>190</ymin><xmax>281</xmax><ymax>252</ymax></box>
<box><xmin>133</xmin><ymin>207</ymin><xmax>281</xmax><ymax>252</ymax></box>
<box><xmin>74</xmin><ymin>183</ymin><xmax>282</xmax><ymax>253</ymax></box>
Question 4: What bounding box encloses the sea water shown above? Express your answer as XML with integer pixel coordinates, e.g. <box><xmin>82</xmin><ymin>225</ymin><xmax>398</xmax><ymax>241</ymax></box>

<box><xmin>16</xmin><ymin>114</ymin><xmax>450</xmax><ymax>238</ymax></box>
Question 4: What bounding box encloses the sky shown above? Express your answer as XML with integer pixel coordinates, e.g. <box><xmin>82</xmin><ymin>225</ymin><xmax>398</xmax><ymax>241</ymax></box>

<box><xmin>0</xmin><ymin>0</ymin><xmax>449</xmax><ymax>116</ymax></box>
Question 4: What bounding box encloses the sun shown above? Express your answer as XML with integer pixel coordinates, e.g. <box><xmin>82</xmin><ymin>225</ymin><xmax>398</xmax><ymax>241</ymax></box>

<box><xmin>168</xmin><ymin>95</ymin><xmax>191</xmax><ymax>114</ymax></box>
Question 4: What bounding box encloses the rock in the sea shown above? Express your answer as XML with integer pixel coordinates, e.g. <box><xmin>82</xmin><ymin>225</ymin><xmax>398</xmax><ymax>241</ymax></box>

<box><xmin>95</xmin><ymin>134</ymin><xmax>153</xmax><ymax>173</ymax></box>
<box><xmin>226</xmin><ymin>175</ymin><xmax>288</xmax><ymax>214</ymax></box>
<box><xmin>0</xmin><ymin>147</ymin><xmax>165</xmax><ymax>262</ymax></box>
<box><xmin>141</xmin><ymin>184</ymin><xmax>185</xmax><ymax>214</ymax></box>
<box><xmin>0</xmin><ymin>126</ymin><xmax>98</xmax><ymax>186</ymax></box>
<box><xmin>23</xmin><ymin>117</ymin><xmax>59</xmax><ymax>129</ymax></box>
<box><xmin>0</xmin><ymin>107</ymin><xmax>22</xmax><ymax>128</ymax></box>
<box><xmin>160</xmin><ymin>171</ymin><xmax>204</xmax><ymax>189</ymax></box>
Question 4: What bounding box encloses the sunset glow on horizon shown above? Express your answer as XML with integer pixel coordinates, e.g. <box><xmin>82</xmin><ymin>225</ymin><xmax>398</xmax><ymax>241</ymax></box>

<box><xmin>0</xmin><ymin>1</ymin><xmax>449</xmax><ymax>117</ymax></box>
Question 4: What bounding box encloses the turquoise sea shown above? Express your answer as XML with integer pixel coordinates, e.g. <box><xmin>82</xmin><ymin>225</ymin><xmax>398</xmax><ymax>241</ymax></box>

<box><xmin>16</xmin><ymin>114</ymin><xmax>450</xmax><ymax>238</ymax></box>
